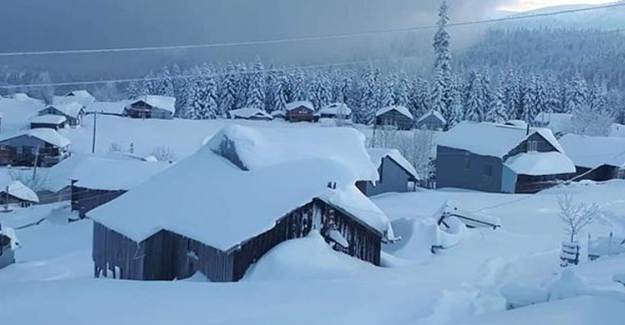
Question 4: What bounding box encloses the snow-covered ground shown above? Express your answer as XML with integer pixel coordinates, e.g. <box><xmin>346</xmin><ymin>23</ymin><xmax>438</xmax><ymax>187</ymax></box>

<box><xmin>1</xmin><ymin>178</ymin><xmax>625</xmax><ymax>324</ymax></box>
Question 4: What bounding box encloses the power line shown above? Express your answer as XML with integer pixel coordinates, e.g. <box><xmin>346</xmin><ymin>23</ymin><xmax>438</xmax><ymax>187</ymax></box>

<box><xmin>0</xmin><ymin>56</ymin><xmax>418</xmax><ymax>90</ymax></box>
<box><xmin>0</xmin><ymin>2</ymin><xmax>624</xmax><ymax>58</ymax></box>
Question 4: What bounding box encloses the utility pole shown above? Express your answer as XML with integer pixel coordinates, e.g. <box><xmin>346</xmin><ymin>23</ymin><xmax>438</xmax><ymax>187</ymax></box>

<box><xmin>91</xmin><ymin>112</ymin><xmax>97</xmax><ymax>154</ymax></box>
<box><xmin>32</xmin><ymin>145</ymin><xmax>40</xmax><ymax>181</ymax></box>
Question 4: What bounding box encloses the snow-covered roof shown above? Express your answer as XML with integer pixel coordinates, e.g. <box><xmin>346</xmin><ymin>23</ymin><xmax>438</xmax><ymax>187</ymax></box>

<box><xmin>535</xmin><ymin>112</ymin><xmax>572</xmax><ymax>134</ymax></box>
<box><xmin>30</xmin><ymin>114</ymin><xmax>67</xmax><ymax>125</ymax></box>
<box><xmin>71</xmin><ymin>157</ymin><xmax>171</xmax><ymax>191</ymax></box>
<box><xmin>285</xmin><ymin>101</ymin><xmax>314</xmax><ymax>112</ymax></box>
<box><xmin>0</xmin><ymin>180</ymin><xmax>39</xmax><ymax>203</ymax></box>
<box><xmin>437</xmin><ymin>122</ymin><xmax>564</xmax><ymax>158</ymax></box>
<box><xmin>0</xmin><ymin>97</ymin><xmax>46</xmax><ymax>131</ymax></box>
<box><xmin>207</xmin><ymin>125</ymin><xmax>379</xmax><ymax>181</ymax></box>
<box><xmin>86</xmin><ymin>101</ymin><xmax>131</xmax><ymax>115</ymax></box>
<box><xmin>367</xmin><ymin>148</ymin><xmax>420</xmax><ymax>180</ymax></box>
<box><xmin>504</xmin><ymin>151</ymin><xmax>576</xmax><ymax>176</ymax></box>
<box><xmin>375</xmin><ymin>105</ymin><xmax>413</xmax><ymax>120</ymax></box>
<box><xmin>560</xmin><ymin>134</ymin><xmax>625</xmax><ymax>169</ymax></box>
<box><xmin>229</xmin><ymin>107</ymin><xmax>272</xmax><ymax>120</ymax></box>
<box><xmin>89</xmin><ymin>130</ymin><xmax>393</xmax><ymax>251</ymax></box>
<box><xmin>45</xmin><ymin>102</ymin><xmax>84</xmax><ymax>118</ymax></box>
<box><xmin>53</xmin><ymin>90</ymin><xmax>95</xmax><ymax>107</ymax></box>
<box><xmin>270</xmin><ymin>110</ymin><xmax>286</xmax><ymax>117</ymax></box>
<box><xmin>0</xmin><ymin>128</ymin><xmax>70</xmax><ymax>148</ymax></box>
<box><xmin>417</xmin><ymin>110</ymin><xmax>446</xmax><ymax>124</ymax></box>
<box><xmin>129</xmin><ymin>95</ymin><xmax>176</xmax><ymax>114</ymax></box>
<box><xmin>8</xmin><ymin>93</ymin><xmax>45</xmax><ymax>106</ymax></box>
<box><xmin>317</xmin><ymin>103</ymin><xmax>352</xmax><ymax>116</ymax></box>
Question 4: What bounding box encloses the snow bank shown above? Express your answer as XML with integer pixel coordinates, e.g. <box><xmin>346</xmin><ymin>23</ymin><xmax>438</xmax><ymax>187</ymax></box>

<box><xmin>504</xmin><ymin>151</ymin><xmax>576</xmax><ymax>176</ymax></box>
<box><xmin>546</xmin><ymin>269</ymin><xmax>593</xmax><ymax>301</ymax></box>
<box><xmin>500</xmin><ymin>284</ymin><xmax>549</xmax><ymax>309</ymax></box>
<box><xmin>244</xmin><ymin>231</ymin><xmax>375</xmax><ymax>281</ymax></box>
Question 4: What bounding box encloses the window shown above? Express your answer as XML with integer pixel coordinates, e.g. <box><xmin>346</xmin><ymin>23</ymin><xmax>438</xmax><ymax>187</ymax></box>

<box><xmin>527</xmin><ymin>140</ymin><xmax>538</xmax><ymax>152</ymax></box>
<box><xmin>483</xmin><ymin>164</ymin><xmax>493</xmax><ymax>177</ymax></box>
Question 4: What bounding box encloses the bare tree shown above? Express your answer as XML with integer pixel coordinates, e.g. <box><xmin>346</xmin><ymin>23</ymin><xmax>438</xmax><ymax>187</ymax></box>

<box><xmin>558</xmin><ymin>192</ymin><xmax>600</xmax><ymax>243</ymax></box>
<box><xmin>150</xmin><ymin>146</ymin><xmax>177</xmax><ymax>162</ymax></box>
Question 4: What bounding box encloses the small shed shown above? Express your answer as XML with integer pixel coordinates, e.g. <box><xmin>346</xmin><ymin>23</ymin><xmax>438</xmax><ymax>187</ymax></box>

<box><xmin>30</xmin><ymin>115</ymin><xmax>67</xmax><ymax>130</ymax></box>
<box><xmin>357</xmin><ymin>148</ymin><xmax>419</xmax><ymax>196</ymax></box>
<box><xmin>375</xmin><ymin>106</ymin><xmax>414</xmax><ymax>130</ymax></box>
<box><xmin>70</xmin><ymin>157</ymin><xmax>171</xmax><ymax>217</ymax></box>
<box><xmin>285</xmin><ymin>101</ymin><xmax>315</xmax><ymax>123</ymax></box>
<box><xmin>559</xmin><ymin>134</ymin><xmax>625</xmax><ymax>182</ymax></box>
<box><xmin>124</xmin><ymin>95</ymin><xmax>176</xmax><ymax>119</ymax></box>
<box><xmin>39</xmin><ymin>102</ymin><xmax>84</xmax><ymax>127</ymax></box>
<box><xmin>90</xmin><ymin>125</ymin><xmax>395</xmax><ymax>281</ymax></box>
<box><xmin>0</xmin><ymin>180</ymin><xmax>39</xmax><ymax>207</ymax></box>
<box><xmin>0</xmin><ymin>129</ymin><xmax>71</xmax><ymax>167</ymax></box>
<box><xmin>416</xmin><ymin>110</ymin><xmax>446</xmax><ymax>131</ymax></box>
<box><xmin>316</xmin><ymin>103</ymin><xmax>352</xmax><ymax>120</ymax></box>
<box><xmin>228</xmin><ymin>107</ymin><xmax>272</xmax><ymax>121</ymax></box>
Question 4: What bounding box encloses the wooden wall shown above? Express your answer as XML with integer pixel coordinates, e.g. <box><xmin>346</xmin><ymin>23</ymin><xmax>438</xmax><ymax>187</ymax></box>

<box><xmin>72</xmin><ymin>186</ymin><xmax>126</xmax><ymax>218</ymax></box>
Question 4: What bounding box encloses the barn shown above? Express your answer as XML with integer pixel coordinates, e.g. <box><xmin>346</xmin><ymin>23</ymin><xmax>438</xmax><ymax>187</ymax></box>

<box><xmin>285</xmin><ymin>101</ymin><xmax>315</xmax><ymax>123</ymax></box>
<box><xmin>70</xmin><ymin>157</ymin><xmax>171</xmax><ymax>217</ymax></box>
<box><xmin>90</xmin><ymin>125</ymin><xmax>396</xmax><ymax>281</ymax></box>
<box><xmin>30</xmin><ymin>115</ymin><xmax>67</xmax><ymax>130</ymax></box>
<box><xmin>39</xmin><ymin>102</ymin><xmax>84</xmax><ymax>127</ymax></box>
<box><xmin>416</xmin><ymin>110</ymin><xmax>446</xmax><ymax>131</ymax></box>
<box><xmin>436</xmin><ymin>122</ymin><xmax>576</xmax><ymax>193</ymax></box>
<box><xmin>228</xmin><ymin>107</ymin><xmax>272</xmax><ymax>121</ymax></box>
<box><xmin>0</xmin><ymin>129</ymin><xmax>71</xmax><ymax>167</ymax></box>
<box><xmin>375</xmin><ymin>106</ymin><xmax>414</xmax><ymax>130</ymax></box>
<box><xmin>0</xmin><ymin>180</ymin><xmax>39</xmax><ymax>207</ymax></box>
<box><xmin>559</xmin><ymin>134</ymin><xmax>625</xmax><ymax>182</ymax></box>
<box><xmin>357</xmin><ymin>148</ymin><xmax>420</xmax><ymax>196</ymax></box>
<box><xmin>124</xmin><ymin>95</ymin><xmax>176</xmax><ymax>119</ymax></box>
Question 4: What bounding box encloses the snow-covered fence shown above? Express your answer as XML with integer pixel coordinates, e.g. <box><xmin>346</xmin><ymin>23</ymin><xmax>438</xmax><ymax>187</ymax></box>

<box><xmin>560</xmin><ymin>241</ymin><xmax>580</xmax><ymax>267</ymax></box>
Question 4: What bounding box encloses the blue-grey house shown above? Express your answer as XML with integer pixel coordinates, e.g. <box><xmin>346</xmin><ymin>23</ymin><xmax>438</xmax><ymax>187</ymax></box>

<box><xmin>357</xmin><ymin>148</ymin><xmax>420</xmax><ymax>196</ymax></box>
<box><xmin>375</xmin><ymin>106</ymin><xmax>414</xmax><ymax>130</ymax></box>
<box><xmin>416</xmin><ymin>110</ymin><xmax>447</xmax><ymax>131</ymax></box>
<box><xmin>436</xmin><ymin>122</ymin><xmax>576</xmax><ymax>193</ymax></box>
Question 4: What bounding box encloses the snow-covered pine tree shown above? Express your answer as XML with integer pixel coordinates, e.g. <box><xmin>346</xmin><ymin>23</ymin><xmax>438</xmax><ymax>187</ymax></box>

<box><xmin>234</xmin><ymin>63</ymin><xmax>249</xmax><ymax>109</ymax></box>
<box><xmin>245</xmin><ymin>57</ymin><xmax>266</xmax><ymax>111</ymax></box>
<box><xmin>463</xmin><ymin>71</ymin><xmax>484</xmax><ymax>122</ymax></box>
<box><xmin>310</xmin><ymin>71</ymin><xmax>332</xmax><ymax>110</ymax></box>
<box><xmin>219</xmin><ymin>63</ymin><xmax>238</xmax><ymax>115</ymax></box>
<box><xmin>171</xmin><ymin>64</ymin><xmax>188</xmax><ymax>117</ymax></box>
<box><xmin>565</xmin><ymin>75</ymin><xmax>589</xmax><ymax>113</ymax></box>
<box><xmin>272</xmin><ymin>74</ymin><xmax>288</xmax><ymax>112</ymax></box>
<box><xmin>356</xmin><ymin>67</ymin><xmax>380</xmax><ymax>125</ymax></box>
<box><xmin>393</xmin><ymin>72</ymin><xmax>410</xmax><ymax>107</ymax></box>
<box><xmin>378</xmin><ymin>75</ymin><xmax>395</xmax><ymax>108</ymax></box>
<box><xmin>487</xmin><ymin>85</ymin><xmax>507</xmax><ymax>123</ymax></box>
<box><xmin>155</xmin><ymin>66</ymin><xmax>175</xmax><ymax>97</ymax></box>
<box><xmin>409</xmin><ymin>77</ymin><xmax>430</xmax><ymax>119</ymax></box>
<box><xmin>431</xmin><ymin>1</ymin><xmax>454</xmax><ymax>123</ymax></box>
<box><xmin>126</xmin><ymin>79</ymin><xmax>148</xmax><ymax>99</ymax></box>
<box><xmin>290</xmin><ymin>69</ymin><xmax>308</xmax><ymax>102</ymax></box>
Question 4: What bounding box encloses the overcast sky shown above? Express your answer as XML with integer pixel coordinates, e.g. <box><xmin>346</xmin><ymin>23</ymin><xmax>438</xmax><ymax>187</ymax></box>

<box><xmin>500</xmin><ymin>0</ymin><xmax>614</xmax><ymax>11</ymax></box>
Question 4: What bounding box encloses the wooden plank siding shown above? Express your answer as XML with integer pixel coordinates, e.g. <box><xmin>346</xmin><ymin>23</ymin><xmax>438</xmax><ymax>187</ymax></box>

<box><xmin>286</xmin><ymin>107</ymin><xmax>315</xmax><ymax>123</ymax></box>
<box><xmin>93</xmin><ymin>199</ymin><xmax>383</xmax><ymax>282</ymax></box>
<box><xmin>375</xmin><ymin>110</ymin><xmax>414</xmax><ymax>130</ymax></box>
<box><xmin>72</xmin><ymin>186</ymin><xmax>127</xmax><ymax>218</ymax></box>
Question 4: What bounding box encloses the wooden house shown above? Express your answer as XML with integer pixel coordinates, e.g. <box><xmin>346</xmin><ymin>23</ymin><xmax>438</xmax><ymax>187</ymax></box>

<box><xmin>30</xmin><ymin>115</ymin><xmax>67</xmax><ymax>130</ymax></box>
<box><xmin>39</xmin><ymin>102</ymin><xmax>84</xmax><ymax>127</ymax></box>
<box><xmin>0</xmin><ymin>129</ymin><xmax>71</xmax><ymax>167</ymax></box>
<box><xmin>228</xmin><ymin>107</ymin><xmax>272</xmax><ymax>121</ymax></box>
<box><xmin>70</xmin><ymin>157</ymin><xmax>171</xmax><ymax>218</ymax></box>
<box><xmin>89</xmin><ymin>125</ymin><xmax>395</xmax><ymax>281</ymax></box>
<box><xmin>316</xmin><ymin>103</ymin><xmax>352</xmax><ymax>120</ymax></box>
<box><xmin>285</xmin><ymin>101</ymin><xmax>315</xmax><ymax>123</ymax></box>
<box><xmin>416</xmin><ymin>110</ymin><xmax>446</xmax><ymax>131</ymax></box>
<box><xmin>436</xmin><ymin>122</ymin><xmax>576</xmax><ymax>193</ymax></box>
<box><xmin>0</xmin><ymin>180</ymin><xmax>39</xmax><ymax>208</ymax></box>
<box><xmin>124</xmin><ymin>95</ymin><xmax>176</xmax><ymax>119</ymax></box>
<box><xmin>375</xmin><ymin>106</ymin><xmax>414</xmax><ymax>130</ymax></box>
<box><xmin>560</xmin><ymin>134</ymin><xmax>625</xmax><ymax>182</ymax></box>
<box><xmin>357</xmin><ymin>148</ymin><xmax>419</xmax><ymax>196</ymax></box>
<box><xmin>0</xmin><ymin>225</ymin><xmax>16</xmax><ymax>270</ymax></box>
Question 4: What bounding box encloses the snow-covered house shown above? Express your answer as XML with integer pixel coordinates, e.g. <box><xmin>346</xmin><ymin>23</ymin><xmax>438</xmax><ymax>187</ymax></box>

<box><xmin>285</xmin><ymin>101</ymin><xmax>315</xmax><ymax>123</ymax></box>
<box><xmin>228</xmin><ymin>107</ymin><xmax>272</xmax><ymax>121</ymax></box>
<box><xmin>270</xmin><ymin>110</ymin><xmax>286</xmax><ymax>120</ymax></box>
<box><xmin>375</xmin><ymin>106</ymin><xmax>414</xmax><ymax>130</ymax></box>
<box><xmin>124</xmin><ymin>95</ymin><xmax>176</xmax><ymax>119</ymax></box>
<box><xmin>86</xmin><ymin>101</ymin><xmax>131</xmax><ymax>116</ymax></box>
<box><xmin>70</xmin><ymin>157</ymin><xmax>171</xmax><ymax>217</ymax></box>
<box><xmin>89</xmin><ymin>125</ymin><xmax>395</xmax><ymax>281</ymax></box>
<box><xmin>357</xmin><ymin>148</ymin><xmax>419</xmax><ymax>197</ymax></box>
<box><xmin>53</xmin><ymin>90</ymin><xmax>96</xmax><ymax>108</ymax></box>
<box><xmin>30</xmin><ymin>115</ymin><xmax>67</xmax><ymax>130</ymax></box>
<box><xmin>0</xmin><ymin>224</ymin><xmax>17</xmax><ymax>270</ymax></box>
<box><xmin>0</xmin><ymin>129</ymin><xmax>71</xmax><ymax>167</ymax></box>
<box><xmin>559</xmin><ymin>134</ymin><xmax>625</xmax><ymax>181</ymax></box>
<box><xmin>534</xmin><ymin>112</ymin><xmax>572</xmax><ymax>136</ymax></box>
<box><xmin>0</xmin><ymin>180</ymin><xmax>39</xmax><ymax>207</ymax></box>
<box><xmin>39</xmin><ymin>102</ymin><xmax>85</xmax><ymax>126</ymax></box>
<box><xmin>416</xmin><ymin>110</ymin><xmax>446</xmax><ymax>131</ymax></box>
<box><xmin>0</xmin><ymin>96</ymin><xmax>46</xmax><ymax>132</ymax></box>
<box><xmin>436</xmin><ymin>122</ymin><xmax>576</xmax><ymax>193</ymax></box>
<box><xmin>316</xmin><ymin>103</ymin><xmax>352</xmax><ymax>120</ymax></box>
